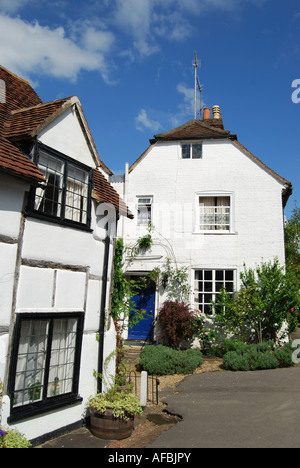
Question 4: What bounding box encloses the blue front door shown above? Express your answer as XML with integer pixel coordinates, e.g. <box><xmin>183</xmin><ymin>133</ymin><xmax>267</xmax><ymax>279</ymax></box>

<box><xmin>128</xmin><ymin>282</ymin><xmax>155</xmax><ymax>341</ymax></box>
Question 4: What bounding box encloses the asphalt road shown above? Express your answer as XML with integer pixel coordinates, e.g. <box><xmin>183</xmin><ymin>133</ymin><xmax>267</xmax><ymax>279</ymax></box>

<box><xmin>147</xmin><ymin>367</ymin><xmax>300</xmax><ymax>448</ymax></box>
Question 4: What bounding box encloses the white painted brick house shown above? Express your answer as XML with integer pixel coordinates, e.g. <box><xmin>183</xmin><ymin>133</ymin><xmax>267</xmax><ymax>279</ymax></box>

<box><xmin>0</xmin><ymin>66</ymin><xmax>132</xmax><ymax>443</ymax></box>
<box><xmin>112</xmin><ymin>106</ymin><xmax>292</xmax><ymax>341</ymax></box>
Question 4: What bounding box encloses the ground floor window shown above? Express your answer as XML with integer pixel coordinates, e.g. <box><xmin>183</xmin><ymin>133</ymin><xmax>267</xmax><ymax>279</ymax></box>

<box><xmin>8</xmin><ymin>313</ymin><xmax>84</xmax><ymax>422</ymax></box>
<box><xmin>194</xmin><ymin>269</ymin><xmax>235</xmax><ymax>314</ymax></box>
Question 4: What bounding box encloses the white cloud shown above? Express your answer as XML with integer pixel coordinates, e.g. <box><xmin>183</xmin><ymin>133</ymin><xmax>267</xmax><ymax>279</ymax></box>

<box><xmin>0</xmin><ymin>0</ymin><xmax>269</xmax><ymax>82</ymax></box>
<box><xmin>0</xmin><ymin>0</ymin><xmax>33</xmax><ymax>13</ymax></box>
<box><xmin>135</xmin><ymin>109</ymin><xmax>162</xmax><ymax>133</ymax></box>
<box><xmin>110</xmin><ymin>0</ymin><xmax>268</xmax><ymax>58</ymax></box>
<box><xmin>0</xmin><ymin>15</ymin><xmax>115</xmax><ymax>83</ymax></box>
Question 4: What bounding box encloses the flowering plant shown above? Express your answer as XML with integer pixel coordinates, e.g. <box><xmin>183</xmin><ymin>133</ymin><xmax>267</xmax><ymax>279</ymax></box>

<box><xmin>193</xmin><ymin>312</ymin><xmax>219</xmax><ymax>350</ymax></box>
<box><xmin>0</xmin><ymin>428</ymin><xmax>31</xmax><ymax>448</ymax></box>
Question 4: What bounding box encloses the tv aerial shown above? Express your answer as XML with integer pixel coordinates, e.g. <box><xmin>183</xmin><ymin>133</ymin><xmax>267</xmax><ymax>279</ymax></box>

<box><xmin>193</xmin><ymin>51</ymin><xmax>204</xmax><ymax>119</ymax></box>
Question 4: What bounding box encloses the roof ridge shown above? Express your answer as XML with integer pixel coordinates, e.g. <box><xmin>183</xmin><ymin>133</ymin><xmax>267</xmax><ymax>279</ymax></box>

<box><xmin>10</xmin><ymin>96</ymin><xmax>77</xmax><ymax>115</ymax></box>
<box><xmin>0</xmin><ymin>65</ymin><xmax>31</xmax><ymax>86</ymax></box>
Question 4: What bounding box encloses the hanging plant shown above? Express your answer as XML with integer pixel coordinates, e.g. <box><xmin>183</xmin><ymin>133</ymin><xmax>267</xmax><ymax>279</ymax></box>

<box><xmin>137</xmin><ymin>234</ymin><xmax>153</xmax><ymax>252</ymax></box>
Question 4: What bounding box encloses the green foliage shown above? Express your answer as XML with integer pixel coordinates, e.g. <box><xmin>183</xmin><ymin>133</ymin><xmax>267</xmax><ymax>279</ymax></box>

<box><xmin>88</xmin><ymin>388</ymin><xmax>143</xmax><ymax>421</ymax></box>
<box><xmin>137</xmin><ymin>234</ymin><xmax>153</xmax><ymax>251</ymax></box>
<box><xmin>0</xmin><ymin>428</ymin><xmax>31</xmax><ymax>448</ymax></box>
<box><xmin>162</xmin><ymin>259</ymin><xmax>191</xmax><ymax>303</ymax></box>
<box><xmin>0</xmin><ymin>378</ymin><xmax>31</xmax><ymax>448</ymax></box>
<box><xmin>214</xmin><ymin>259</ymin><xmax>300</xmax><ymax>343</ymax></box>
<box><xmin>137</xmin><ymin>345</ymin><xmax>203</xmax><ymax>375</ymax></box>
<box><xmin>223</xmin><ymin>341</ymin><xmax>294</xmax><ymax>371</ymax></box>
<box><xmin>110</xmin><ymin>238</ymin><xmax>149</xmax><ymax>385</ymax></box>
<box><xmin>285</xmin><ymin>202</ymin><xmax>300</xmax><ymax>283</ymax></box>
<box><xmin>156</xmin><ymin>300</ymin><xmax>197</xmax><ymax>349</ymax></box>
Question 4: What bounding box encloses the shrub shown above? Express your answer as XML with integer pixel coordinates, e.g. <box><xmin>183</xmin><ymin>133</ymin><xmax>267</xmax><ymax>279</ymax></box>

<box><xmin>156</xmin><ymin>301</ymin><xmax>197</xmax><ymax>349</ymax></box>
<box><xmin>0</xmin><ymin>428</ymin><xmax>31</xmax><ymax>448</ymax></box>
<box><xmin>223</xmin><ymin>341</ymin><xmax>294</xmax><ymax>371</ymax></box>
<box><xmin>137</xmin><ymin>345</ymin><xmax>203</xmax><ymax>375</ymax></box>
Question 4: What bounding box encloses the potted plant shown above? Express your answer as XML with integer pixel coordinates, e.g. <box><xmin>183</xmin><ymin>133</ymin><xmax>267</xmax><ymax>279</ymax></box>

<box><xmin>0</xmin><ymin>379</ymin><xmax>31</xmax><ymax>448</ymax></box>
<box><xmin>87</xmin><ymin>385</ymin><xmax>143</xmax><ymax>440</ymax></box>
<box><xmin>0</xmin><ymin>428</ymin><xmax>31</xmax><ymax>448</ymax></box>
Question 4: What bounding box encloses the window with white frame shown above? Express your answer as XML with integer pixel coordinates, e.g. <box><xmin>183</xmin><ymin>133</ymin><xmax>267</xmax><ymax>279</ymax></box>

<box><xmin>29</xmin><ymin>144</ymin><xmax>92</xmax><ymax>228</ymax></box>
<box><xmin>194</xmin><ymin>269</ymin><xmax>235</xmax><ymax>314</ymax></box>
<box><xmin>8</xmin><ymin>313</ymin><xmax>84</xmax><ymax>422</ymax></box>
<box><xmin>181</xmin><ymin>143</ymin><xmax>202</xmax><ymax>159</ymax></box>
<box><xmin>197</xmin><ymin>194</ymin><xmax>232</xmax><ymax>232</ymax></box>
<box><xmin>137</xmin><ymin>197</ymin><xmax>152</xmax><ymax>225</ymax></box>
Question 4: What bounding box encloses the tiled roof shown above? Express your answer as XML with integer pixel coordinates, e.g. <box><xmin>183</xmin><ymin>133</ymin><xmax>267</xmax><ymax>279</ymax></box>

<box><xmin>0</xmin><ymin>66</ymin><xmax>46</xmax><ymax>183</ymax></box>
<box><xmin>93</xmin><ymin>169</ymin><xmax>134</xmax><ymax>219</ymax></box>
<box><xmin>0</xmin><ymin>65</ymin><xmax>131</xmax><ymax>215</ymax></box>
<box><xmin>4</xmin><ymin>98</ymin><xmax>71</xmax><ymax>141</ymax></box>
<box><xmin>152</xmin><ymin>118</ymin><xmax>233</xmax><ymax>142</ymax></box>
<box><xmin>0</xmin><ymin>136</ymin><xmax>45</xmax><ymax>183</ymax></box>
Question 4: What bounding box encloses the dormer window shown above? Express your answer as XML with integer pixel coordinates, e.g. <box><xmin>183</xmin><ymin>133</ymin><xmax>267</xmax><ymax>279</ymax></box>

<box><xmin>28</xmin><ymin>144</ymin><xmax>92</xmax><ymax>229</ymax></box>
<box><xmin>181</xmin><ymin>143</ymin><xmax>202</xmax><ymax>159</ymax></box>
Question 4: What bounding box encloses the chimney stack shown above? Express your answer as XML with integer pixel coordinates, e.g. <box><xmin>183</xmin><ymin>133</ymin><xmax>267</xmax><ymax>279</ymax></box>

<box><xmin>212</xmin><ymin>105</ymin><xmax>221</xmax><ymax>119</ymax></box>
<box><xmin>203</xmin><ymin>108</ymin><xmax>210</xmax><ymax>120</ymax></box>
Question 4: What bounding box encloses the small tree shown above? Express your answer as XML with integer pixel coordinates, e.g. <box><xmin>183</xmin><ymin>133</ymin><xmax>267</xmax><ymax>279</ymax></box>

<box><xmin>285</xmin><ymin>202</ymin><xmax>300</xmax><ymax>283</ymax></box>
<box><xmin>215</xmin><ymin>259</ymin><xmax>300</xmax><ymax>343</ymax></box>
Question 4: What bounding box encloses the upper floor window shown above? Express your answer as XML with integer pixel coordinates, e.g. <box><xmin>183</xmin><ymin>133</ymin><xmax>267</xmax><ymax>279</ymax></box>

<box><xmin>182</xmin><ymin>143</ymin><xmax>202</xmax><ymax>159</ymax></box>
<box><xmin>28</xmin><ymin>144</ymin><xmax>92</xmax><ymax>229</ymax></box>
<box><xmin>197</xmin><ymin>194</ymin><xmax>233</xmax><ymax>233</ymax></box>
<box><xmin>137</xmin><ymin>197</ymin><xmax>152</xmax><ymax>225</ymax></box>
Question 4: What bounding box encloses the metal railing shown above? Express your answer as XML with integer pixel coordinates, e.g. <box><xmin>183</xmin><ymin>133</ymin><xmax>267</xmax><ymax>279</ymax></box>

<box><xmin>128</xmin><ymin>370</ymin><xmax>159</xmax><ymax>405</ymax></box>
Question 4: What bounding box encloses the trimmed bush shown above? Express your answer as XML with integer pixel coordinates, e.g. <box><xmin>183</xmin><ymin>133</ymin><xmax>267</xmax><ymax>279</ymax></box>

<box><xmin>137</xmin><ymin>345</ymin><xmax>204</xmax><ymax>375</ymax></box>
<box><xmin>223</xmin><ymin>341</ymin><xmax>294</xmax><ymax>371</ymax></box>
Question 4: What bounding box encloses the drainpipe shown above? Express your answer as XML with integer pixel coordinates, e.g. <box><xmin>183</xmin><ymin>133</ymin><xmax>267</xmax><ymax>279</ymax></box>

<box><xmin>122</xmin><ymin>162</ymin><xmax>129</xmax><ymax>239</ymax></box>
<box><xmin>97</xmin><ymin>233</ymin><xmax>111</xmax><ymax>393</ymax></box>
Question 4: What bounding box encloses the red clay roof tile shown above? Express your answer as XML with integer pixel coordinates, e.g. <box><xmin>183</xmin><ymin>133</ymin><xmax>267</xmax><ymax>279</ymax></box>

<box><xmin>93</xmin><ymin>169</ymin><xmax>134</xmax><ymax>219</ymax></box>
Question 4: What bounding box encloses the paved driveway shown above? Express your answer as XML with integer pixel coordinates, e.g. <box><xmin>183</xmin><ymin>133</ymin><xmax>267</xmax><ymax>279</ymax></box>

<box><xmin>148</xmin><ymin>367</ymin><xmax>300</xmax><ymax>448</ymax></box>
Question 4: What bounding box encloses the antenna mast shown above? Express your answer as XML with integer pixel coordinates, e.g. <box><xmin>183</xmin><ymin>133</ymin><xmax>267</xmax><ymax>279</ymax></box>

<box><xmin>193</xmin><ymin>51</ymin><xmax>204</xmax><ymax>119</ymax></box>
<box><xmin>193</xmin><ymin>51</ymin><xmax>198</xmax><ymax>119</ymax></box>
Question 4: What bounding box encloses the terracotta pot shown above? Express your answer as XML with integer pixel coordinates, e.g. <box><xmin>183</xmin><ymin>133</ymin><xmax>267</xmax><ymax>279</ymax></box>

<box><xmin>90</xmin><ymin>409</ymin><xmax>134</xmax><ymax>440</ymax></box>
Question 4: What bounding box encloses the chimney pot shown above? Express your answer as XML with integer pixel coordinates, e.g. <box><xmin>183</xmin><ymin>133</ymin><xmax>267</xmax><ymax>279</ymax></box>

<box><xmin>203</xmin><ymin>108</ymin><xmax>210</xmax><ymax>120</ymax></box>
<box><xmin>212</xmin><ymin>105</ymin><xmax>221</xmax><ymax>119</ymax></box>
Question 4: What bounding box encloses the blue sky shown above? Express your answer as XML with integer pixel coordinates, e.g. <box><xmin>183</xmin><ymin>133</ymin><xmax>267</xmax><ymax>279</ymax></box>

<box><xmin>0</xmin><ymin>0</ymin><xmax>299</xmax><ymax>217</ymax></box>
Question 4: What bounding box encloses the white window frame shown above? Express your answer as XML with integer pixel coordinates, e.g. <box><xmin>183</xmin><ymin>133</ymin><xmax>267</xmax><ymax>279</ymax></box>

<box><xmin>181</xmin><ymin>142</ymin><xmax>203</xmax><ymax>159</ymax></box>
<box><xmin>136</xmin><ymin>196</ymin><xmax>153</xmax><ymax>225</ymax></box>
<box><xmin>195</xmin><ymin>191</ymin><xmax>234</xmax><ymax>234</ymax></box>
<box><xmin>193</xmin><ymin>268</ymin><xmax>236</xmax><ymax>315</ymax></box>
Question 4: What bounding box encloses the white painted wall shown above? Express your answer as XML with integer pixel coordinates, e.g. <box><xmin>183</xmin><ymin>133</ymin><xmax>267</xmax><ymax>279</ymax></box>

<box><xmin>113</xmin><ymin>138</ymin><xmax>287</xmax><ymax>316</ymax></box>
<box><xmin>38</xmin><ymin>105</ymin><xmax>97</xmax><ymax>169</ymax></box>
<box><xmin>0</xmin><ymin>108</ymin><xmax>117</xmax><ymax>442</ymax></box>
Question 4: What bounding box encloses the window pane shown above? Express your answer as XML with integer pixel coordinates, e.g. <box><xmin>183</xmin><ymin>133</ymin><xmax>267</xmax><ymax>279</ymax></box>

<box><xmin>14</xmin><ymin>320</ymin><xmax>49</xmax><ymax>407</ymax></box>
<box><xmin>35</xmin><ymin>152</ymin><xmax>64</xmax><ymax>217</ymax></box>
<box><xmin>194</xmin><ymin>269</ymin><xmax>235</xmax><ymax>315</ymax></box>
<box><xmin>65</xmin><ymin>165</ymin><xmax>89</xmax><ymax>224</ymax></box>
<box><xmin>182</xmin><ymin>144</ymin><xmax>190</xmax><ymax>159</ymax></box>
<box><xmin>199</xmin><ymin>196</ymin><xmax>231</xmax><ymax>231</ymax></box>
<box><xmin>137</xmin><ymin>198</ymin><xmax>152</xmax><ymax>225</ymax></box>
<box><xmin>47</xmin><ymin>318</ymin><xmax>78</xmax><ymax>397</ymax></box>
<box><xmin>192</xmin><ymin>144</ymin><xmax>202</xmax><ymax>159</ymax></box>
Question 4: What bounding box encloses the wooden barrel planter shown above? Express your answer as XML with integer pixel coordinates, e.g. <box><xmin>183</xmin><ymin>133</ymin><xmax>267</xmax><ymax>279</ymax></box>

<box><xmin>90</xmin><ymin>409</ymin><xmax>134</xmax><ymax>440</ymax></box>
